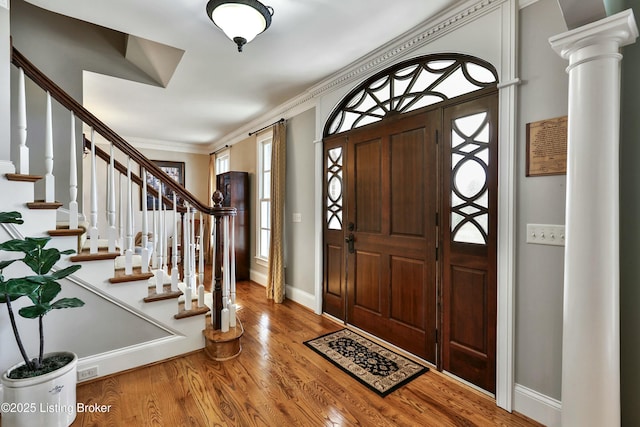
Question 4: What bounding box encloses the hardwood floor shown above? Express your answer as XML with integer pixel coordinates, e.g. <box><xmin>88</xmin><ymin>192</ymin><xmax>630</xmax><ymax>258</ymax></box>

<box><xmin>73</xmin><ymin>281</ymin><xmax>542</xmax><ymax>427</ymax></box>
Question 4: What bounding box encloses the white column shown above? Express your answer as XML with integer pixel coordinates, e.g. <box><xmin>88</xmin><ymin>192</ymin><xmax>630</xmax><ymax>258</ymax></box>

<box><xmin>0</xmin><ymin>4</ymin><xmax>12</xmax><ymax>172</ymax></box>
<box><xmin>550</xmin><ymin>10</ymin><xmax>638</xmax><ymax>427</ymax></box>
<box><xmin>141</xmin><ymin>168</ymin><xmax>150</xmax><ymax>273</ymax></box>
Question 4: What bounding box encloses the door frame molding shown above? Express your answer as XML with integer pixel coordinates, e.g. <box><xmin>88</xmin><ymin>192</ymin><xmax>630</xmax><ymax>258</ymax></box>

<box><xmin>312</xmin><ymin>0</ymin><xmax>519</xmax><ymax>411</ymax></box>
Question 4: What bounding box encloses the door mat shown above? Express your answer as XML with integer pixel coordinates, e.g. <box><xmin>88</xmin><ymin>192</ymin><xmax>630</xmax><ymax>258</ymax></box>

<box><xmin>304</xmin><ymin>329</ymin><xmax>428</xmax><ymax>397</ymax></box>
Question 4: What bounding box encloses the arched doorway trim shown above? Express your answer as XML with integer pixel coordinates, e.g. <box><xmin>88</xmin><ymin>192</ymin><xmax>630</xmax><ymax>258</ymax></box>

<box><xmin>323</xmin><ymin>54</ymin><xmax>498</xmax><ymax>137</ymax></box>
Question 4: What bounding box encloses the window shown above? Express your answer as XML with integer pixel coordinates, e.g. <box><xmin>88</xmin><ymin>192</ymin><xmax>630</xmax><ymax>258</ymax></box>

<box><xmin>216</xmin><ymin>151</ymin><xmax>230</xmax><ymax>175</ymax></box>
<box><xmin>257</xmin><ymin>132</ymin><xmax>272</xmax><ymax>261</ymax></box>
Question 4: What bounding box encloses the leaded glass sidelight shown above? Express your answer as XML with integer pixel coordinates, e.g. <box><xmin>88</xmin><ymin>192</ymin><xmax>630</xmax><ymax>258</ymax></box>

<box><xmin>325</xmin><ymin>54</ymin><xmax>498</xmax><ymax>137</ymax></box>
<box><xmin>450</xmin><ymin>112</ymin><xmax>490</xmax><ymax>245</ymax></box>
<box><xmin>326</xmin><ymin>147</ymin><xmax>344</xmax><ymax>230</ymax></box>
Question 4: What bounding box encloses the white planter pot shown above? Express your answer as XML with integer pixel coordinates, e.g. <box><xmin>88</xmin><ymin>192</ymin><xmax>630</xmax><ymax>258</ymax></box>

<box><xmin>1</xmin><ymin>351</ymin><xmax>77</xmax><ymax>427</ymax></box>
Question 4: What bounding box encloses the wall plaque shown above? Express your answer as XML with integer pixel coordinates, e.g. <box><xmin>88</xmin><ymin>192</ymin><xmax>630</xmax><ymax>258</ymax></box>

<box><xmin>526</xmin><ymin>115</ymin><xmax>567</xmax><ymax>176</ymax></box>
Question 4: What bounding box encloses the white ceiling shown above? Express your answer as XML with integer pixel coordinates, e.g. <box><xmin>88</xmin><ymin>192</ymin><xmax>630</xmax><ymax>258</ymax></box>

<box><xmin>24</xmin><ymin>0</ymin><xmax>470</xmax><ymax>149</ymax></box>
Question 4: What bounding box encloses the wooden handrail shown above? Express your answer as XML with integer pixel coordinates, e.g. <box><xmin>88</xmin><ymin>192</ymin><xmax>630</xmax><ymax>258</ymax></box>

<box><xmin>11</xmin><ymin>46</ymin><xmax>212</xmax><ymax>214</ymax></box>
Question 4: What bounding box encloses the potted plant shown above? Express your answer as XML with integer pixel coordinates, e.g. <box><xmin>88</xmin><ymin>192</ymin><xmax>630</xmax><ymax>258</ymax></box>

<box><xmin>0</xmin><ymin>211</ymin><xmax>84</xmax><ymax>427</ymax></box>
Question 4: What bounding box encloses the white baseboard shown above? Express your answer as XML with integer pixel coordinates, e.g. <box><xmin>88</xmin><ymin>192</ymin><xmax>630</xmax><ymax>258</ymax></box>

<box><xmin>0</xmin><ymin>335</ymin><xmax>204</xmax><ymax>405</ymax></box>
<box><xmin>285</xmin><ymin>285</ymin><xmax>315</xmax><ymax>311</ymax></box>
<box><xmin>250</xmin><ymin>268</ymin><xmax>267</xmax><ymax>286</ymax></box>
<box><xmin>514</xmin><ymin>383</ymin><xmax>561</xmax><ymax>427</ymax></box>
<box><xmin>249</xmin><ymin>270</ymin><xmax>316</xmax><ymax>311</ymax></box>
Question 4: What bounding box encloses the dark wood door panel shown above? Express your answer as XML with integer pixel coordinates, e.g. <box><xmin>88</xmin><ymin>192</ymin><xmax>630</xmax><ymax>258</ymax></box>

<box><xmin>448</xmin><ymin>266</ymin><xmax>488</xmax><ymax>354</ymax></box>
<box><xmin>390</xmin><ymin>128</ymin><xmax>426</xmax><ymax>237</ymax></box>
<box><xmin>442</xmin><ymin>92</ymin><xmax>498</xmax><ymax>393</ymax></box>
<box><xmin>390</xmin><ymin>256</ymin><xmax>428</xmax><ymax>329</ymax></box>
<box><xmin>323</xmin><ymin>136</ymin><xmax>347</xmax><ymax>320</ymax></box>
<box><xmin>354</xmin><ymin>138</ymin><xmax>382</xmax><ymax>234</ymax></box>
<box><xmin>353</xmin><ymin>250</ymin><xmax>383</xmax><ymax>313</ymax></box>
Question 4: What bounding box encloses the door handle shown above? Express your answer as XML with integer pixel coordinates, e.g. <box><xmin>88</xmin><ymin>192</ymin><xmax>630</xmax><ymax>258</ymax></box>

<box><xmin>345</xmin><ymin>233</ymin><xmax>355</xmax><ymax>254</ymax></box>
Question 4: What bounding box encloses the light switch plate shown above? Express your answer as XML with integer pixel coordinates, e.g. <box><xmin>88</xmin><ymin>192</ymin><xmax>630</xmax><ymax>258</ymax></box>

<box><xmin>526</xmin><ymin>224</ymin><xmax>565</xmax><ymax>246</ymax></box>
<box><xmin>292</xmin><ymin>213</ymin><xmax>302</xmax><ymax>223</ymax></box>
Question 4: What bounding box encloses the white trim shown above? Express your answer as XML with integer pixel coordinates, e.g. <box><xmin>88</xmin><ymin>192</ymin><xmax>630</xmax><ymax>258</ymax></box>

<box><xmin>518</xmin><ymin>0</ymin><xmax>540</xmax><ymax>9</ymax></box>
<box><xmin>250</xmin><ymin>268</ymin><xmax>268</xmax><ymax>286</ymax></box>
<box><xmin>285</xmin><ymin>285</ymin><xmax>315</xmax><ymax>311</ymax></box>
<box><xmin>0</xmin><ymin>160</ymin><xmax>15</xmax><ymax>174</ymax></box>
<box><xmin>74</xmin><ymin>334</ymin><xmax>204</xmax><ymax>384</ymax></box>
<box><xmin>514</xmin><ymin>383</ymin><xmax>562</xmax><ymax>427</ymax></box>
<box><xmin>314</xmin><ymin>137</ymin><xmax>323</xmax><ymax>315</ymax></box>
<box><xmin>127</xmin><ymin>136</ymin><xmax>211</xmax><ymax>155</ymax></box>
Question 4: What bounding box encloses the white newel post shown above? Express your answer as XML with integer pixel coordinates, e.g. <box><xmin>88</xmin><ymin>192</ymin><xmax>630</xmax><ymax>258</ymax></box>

<box><xmin>44</xmin><ymin>92</ymin><xmax>55</xmax><ymax>202</ymax></box>
<box><xmin>549</xmin><ymin>10</ymin><xmax>638</xmax><ymax>427</ymax></box>
<box><xmin>68</xmin><ymin>113</ymin><xmax>78</xmax><ymax>230</ymax></box>
<box><xmin>17</xmin><ymin>68</ymin><xmax>29</xmax><ymax>174</ymax></box>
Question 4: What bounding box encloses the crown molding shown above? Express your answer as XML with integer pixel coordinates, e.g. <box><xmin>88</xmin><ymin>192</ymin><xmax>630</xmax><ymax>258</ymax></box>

<box><xmin>127</xmin><ymin>136</ymin><xmax>211</xmax><ymax>155</ymax></box>
<box><xmin>210</xmin><ymin>0</ymin><xmax>508</xmax><ymax>151</ymax></box>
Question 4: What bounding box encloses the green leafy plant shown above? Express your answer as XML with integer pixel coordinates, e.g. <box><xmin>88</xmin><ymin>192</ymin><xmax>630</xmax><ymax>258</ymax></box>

<box><xmin>0</xmin><ymin>211</ymin><xmax>83</xmax><ymax>377</ymax></box>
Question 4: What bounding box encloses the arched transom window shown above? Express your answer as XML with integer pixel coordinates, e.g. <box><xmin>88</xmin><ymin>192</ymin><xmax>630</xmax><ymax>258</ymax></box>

<box><xmin>324</xmin><ymin>54</ymin><xmax>498</xmax><ymax>136</ymax></box>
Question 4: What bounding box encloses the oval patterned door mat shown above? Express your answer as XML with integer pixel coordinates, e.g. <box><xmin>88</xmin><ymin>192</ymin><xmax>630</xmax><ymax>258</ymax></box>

<box><xmin>304</xmin><ymin>329</ymin><xmax>429</xmax><ymax>397</ymax></box>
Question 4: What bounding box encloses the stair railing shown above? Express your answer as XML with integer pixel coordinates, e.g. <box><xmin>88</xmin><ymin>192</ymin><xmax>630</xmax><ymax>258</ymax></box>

<box><xmin>10</xmin><ymin>45</ymin><xmax>237</xmax><ymax>330</ymax></box>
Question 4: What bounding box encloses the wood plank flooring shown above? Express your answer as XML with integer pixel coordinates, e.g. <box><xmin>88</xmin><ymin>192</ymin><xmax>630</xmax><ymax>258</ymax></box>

<box><xmin>73</xmin><ymin>281</ymin><xmax>542</xmax><ymax>426</ymax></box>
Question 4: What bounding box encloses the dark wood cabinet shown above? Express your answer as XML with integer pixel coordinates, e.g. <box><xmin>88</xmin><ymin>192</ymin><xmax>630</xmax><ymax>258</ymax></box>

<box><xmin>217</xmin><ymin>171</ymin><xmax>250</xmax><ymax>281</ymax></box>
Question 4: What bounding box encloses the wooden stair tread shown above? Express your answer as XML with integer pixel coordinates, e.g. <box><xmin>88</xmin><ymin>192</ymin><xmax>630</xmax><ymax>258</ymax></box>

<box><xmin>144</xmin><ymin>283</ymin><xmax>182</xmax><ymax>303</ymax></box>
<box><xmin>69</xmin><ymin>251</ymin><xmax>120</xmax><ymax>262</ymax></box>
<box><xmin>109</xmin><ymin>271</ymin><xmax>154</xmax><ymax>284</ymax></box>
<box><xmin>202</xmin><ymin>316</ymin><xmax>243</xmax><ymax>361</ymax></box>
<box><xmin>174</xmin><ymin>301</ymin><xmax>209</xmax><ymax>319</ymax></box>
<box><xmin>27</xmin><ymin>201</ymin><xmax>63</xmax><ymax>209</ymax></box>
<box><xmin>48</xmin><ymin>228</ymin><xmax>85</xmax><ymax>237</ymax></box>
<box><xmin>5</xmin><ymin>173</ymin><xmax>43</xmax><ymax>182</ymax></box>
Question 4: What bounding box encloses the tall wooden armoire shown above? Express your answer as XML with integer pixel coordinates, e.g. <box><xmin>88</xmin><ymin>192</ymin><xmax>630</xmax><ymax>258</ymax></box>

<box><xmin>216</xmin><ymin>171</ymin><xmax>250</xmax><ymax>280</ymax></box>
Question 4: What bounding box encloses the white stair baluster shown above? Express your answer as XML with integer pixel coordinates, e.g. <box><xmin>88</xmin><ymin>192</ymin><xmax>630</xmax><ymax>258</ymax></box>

<box><xmin>171</xmin><ymin>193</ymin><xmax>179</xmax><ymax>291</ymax></box>
<box><xmin>89</xmin><ymin>128</ymin><xmax>99</xmax><ymax>254</ymax></box>
<box><xmin>44</xmin><ymin>91</ymin><xmax>55</xmax><ymax>203</ymax></box>
<box><xmin>190</xmin><ymin>208</ymin><xmax>196</xmax><ymax>292</ymax></box>
<box><xmin>229</xmin><ymin>214</ymin><xmax>236</xmax><ymax>327</ymax></box>
<box><xmin>17</xmin><ymin>68</ymin><xmax>29</xmax><ymax>174</ymax></box>
<box><xmin>141</xmin><ymin>168</ymin><xmax>149</xmax><ymax>273</ymax></box>
<box><xmin>107</xmin><ymin>143</ymin><xmax>117</xmax><ymax>253</ymax></box>
<box><xmin>68</xmin><ymin>113</ymin><xmax>78</xmax><ymax>230</ymax></box>
<box><xmin>151</xmin><ymin>187</ymin><xmax>158</xmax><ymax>269</ymax></box>
<box><xmin>183</xmin><ymin>204</ymin><xmax>191</xmax><ymax>290</ymax></box>
<box><xmin>124</xmin><ymin>157</ymin><xmax>133</xmax><ymax>275</ymax></box>
<box><xmin>221</xmin><ymin>216</ymin><xmax>230</xmax><ymax>332</ymax></box>
<box><xmin>198</xmin><ymin>211</ymin><xmax>204</xmax><ymax>287</ymax></box>
<box><xmin>119</xmin><ymin>173</ymin><xmax>125</xmax><ymax>255</ymax></box>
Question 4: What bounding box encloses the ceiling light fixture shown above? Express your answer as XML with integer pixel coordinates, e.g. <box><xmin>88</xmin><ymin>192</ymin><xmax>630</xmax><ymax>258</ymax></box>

<box><xmin>206</xmin><ymin>0</ymin><xmax>274</xmax><ymax>52</ymax></box>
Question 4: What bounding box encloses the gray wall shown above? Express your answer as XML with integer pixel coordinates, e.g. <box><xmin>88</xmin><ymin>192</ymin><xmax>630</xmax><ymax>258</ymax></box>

<box><xmin>618</xmin><ymin>1</ymin><xmax>640</xmax><ymax>425</ymax></box>
<box><xmin>285</xmin><ymin>108</ymin><xmax>316</xmax><ymax>295</ymax></box>
<box><xmin>515</xmin><ymin>0</ymin><xmax>568</xmax><ymax>400</ymax></box>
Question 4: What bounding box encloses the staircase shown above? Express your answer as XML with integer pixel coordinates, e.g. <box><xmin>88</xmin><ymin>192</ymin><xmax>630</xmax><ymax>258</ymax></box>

<box><xmin>0</xmin><ymin>46</ymin><xmax>239</xmax><ymax>386</ymax></box>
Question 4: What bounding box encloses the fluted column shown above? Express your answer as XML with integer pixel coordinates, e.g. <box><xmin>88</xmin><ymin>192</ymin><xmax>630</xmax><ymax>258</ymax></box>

<box><xmin>550</xmin><ymin>10</ymin><xmax>638</xmax><ymax>427</ymax></box>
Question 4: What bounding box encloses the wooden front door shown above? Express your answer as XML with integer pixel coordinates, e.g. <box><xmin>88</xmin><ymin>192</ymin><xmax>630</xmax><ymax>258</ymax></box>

<box><xmin>322</xmin><ymin>91</ymin><xmax>498</xmax><ymax>392</ymax></box>
<box><xmin>324</xmin><ymin>110</ymin><xmax>438</xmax><ymax>363</ymax></box>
